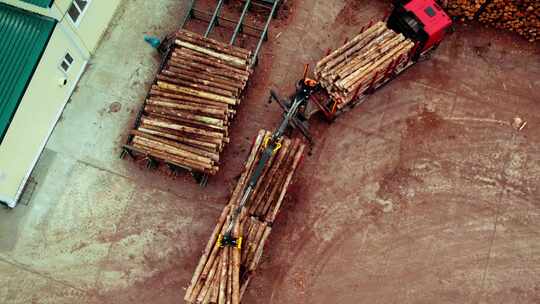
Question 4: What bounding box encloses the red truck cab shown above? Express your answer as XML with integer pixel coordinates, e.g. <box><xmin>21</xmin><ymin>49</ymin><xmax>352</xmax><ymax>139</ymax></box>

<box><xmin>388</xmin><ymin>0</ymin><xmax>452</xmax><ymax>57</ymax></box>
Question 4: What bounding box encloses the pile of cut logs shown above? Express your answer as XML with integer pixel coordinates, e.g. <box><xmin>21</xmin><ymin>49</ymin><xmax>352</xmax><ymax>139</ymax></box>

<box><xmin>185</xmin><ymin>130</ymin><xmax>306</xmax><ymax>304</ymax></box>
<box><xmin>445</xmin><ymin>0</ymin><xmax>539</xmax><ymax>42</ymax></box>
<box><xmin>314</xmin><ymin>22</ymin><xmax>415</xmax><ymax>109</ymax></box>
<box><xmin>126</xmin><ymin>30</ymin><xmax>253</xmax><ymax>175</ymax></box>
<box><xmin>445</xmin><ymin>0</ymin><xmax>487</xmax><ymax>20</ymax></box>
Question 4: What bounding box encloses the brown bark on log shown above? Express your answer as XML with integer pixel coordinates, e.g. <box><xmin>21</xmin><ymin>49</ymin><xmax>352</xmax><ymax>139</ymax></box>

<box><xmin>165</xmin><ymin>66</ymin><xmax>245</xmax><ymax>89</ymax></box>
<box><xmin>146</xmin><ymin>98</ymin><xmax>227</xmax><ymax>119</ymax></box>
<box><xmin>218</xmin><ymin>247</ymin><xmax>228</xmax><ymax>304</ymax></box>
<box><xmin>136</xmin><ymin>126</ymin><xmax>219</xmax><ymax>152</ymax></box>
<box><xmin>317</xmin><ymin>22</ymin><xmax>387</xmax><ymax>75</ymax></box>
<box><xmin>184</xmin><ymin>206</ymin><xmax>229</xmax><ymax>302</ymax></box>
<box><xmin>156</xmin><ymin>74</ymin><xmax>235</xmax><ymax>98</ymax></box>
<box><xmin>144</xmin><ymin>105</ymin><xmax>225</xmax><ymax>127</ymax></box>
<box><xmin>316</xmin><ymin>21</ymin><xmax>385</xmax><ymax>71</ymax></box>
<box><xmin>139</xmin><ymin>123</ymin><xmax>224</xmax><ymax>149</ymax></box>
<box><xmin>160</xmin><ymin>69</ymin><xmax>240</xmax><ymax>95</ymax></box>
<box><xmin>231</xmin><ymin>222</ymin><xmax>241</xmax><ymax>304</ymax></box>
<box><xmin>141</xmin><ymin>116</ymin><xmax>224</xmax><ymax>139</ymax></box>
<box><xmin>250</xmin><ymin>139</ymin><xmax>291</xmax><ymax>216</ymax></box>
<box><xmin>157</xmin><ymin>81</ymin><xmax>237</xmax><ymax>105</ymax></box>
<box><xmin>176</xmin><ymin>29</ymin><xmax>251</xmax><ymax>60</ymax></box>
<box><xmin>342</xmin><ymin>41</ymin><xmax>413</xmax><ymax>92</ymax></box>
<box><xmin>175</xmin><ymin>40</ymin><xmax>248</xmax><ymax>69</ymax></box>
<box><xmin>130</xmin><ymin>142</ymin><xmax>217</xmax><ymax>174</ymax></box>
<box><xmin>334</xmin><ymin>31</ymin><xmax>402</xmax><ymax>80</ymax></box>
<box><xmin>167</xmin><ymin>58</ymin><xmax>249</xmax><ymax>83</ymax></box>
<box><xmin>131</xmin><ymin>130</ymin><xmax>220</xmax><ymax>162</ymax></box>
<box><xmin>267</xmin><ymin>141</ymin><xmax>306</xmax><ymax>222</ymax></box>
<box><xmin>132</xmin><ymin>135</ymin><xmax>214</xmax><ymax>165</ymax></box>
<box><xmin>150</xmin><ymin>87</ymin><xmax>232</xmax><ymax>110</ymax></box>
<box><xmin>146</xmin><ymin>113</ymin><xmax>228</xmax><ymax>136</ymax></box>
<box><xmin>172</xmin><ymin>49</ymin><xmax>250</xmax><ymax>77</ymax></box>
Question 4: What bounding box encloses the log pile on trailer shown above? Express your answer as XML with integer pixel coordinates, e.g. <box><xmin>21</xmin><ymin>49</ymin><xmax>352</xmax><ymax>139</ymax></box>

<box><xmin>314</xmin><ymin>22</ymin><xmax>415</xmax><ymax>109</ymax></box>
<box><xmin>185</xmin><ymin>130</ymin><xmax>305</xmax><ymax>304</ymax></box>
<box><xmin>124</xmin><ymin>30</ymin><xmax>253</xmax><ymax>175</ymax></box>
<box><xmin>445</xmin><ymin>0</ymin><xmax>539</xmax><ymax>42</ymax></box>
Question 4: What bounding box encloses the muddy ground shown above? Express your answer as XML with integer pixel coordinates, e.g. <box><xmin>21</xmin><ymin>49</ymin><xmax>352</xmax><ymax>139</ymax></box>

<box><xmin>2</xmin><ymin>0</ymin><xmax>539</xmax><ymax>303</ymax></box>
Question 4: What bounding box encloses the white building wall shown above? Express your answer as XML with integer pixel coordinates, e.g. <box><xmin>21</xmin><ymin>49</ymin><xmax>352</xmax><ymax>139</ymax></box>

<box><xmin>0</xmin><ymin>0</ymin><xmax>122</xmax><ymax>206</ymax></box>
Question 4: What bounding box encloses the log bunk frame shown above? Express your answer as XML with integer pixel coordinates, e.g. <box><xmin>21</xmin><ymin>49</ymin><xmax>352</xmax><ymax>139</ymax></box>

<box><xmin>120</xmin><ymin>0</ymin><xmax>282</xmax><ymax>186</ymax></box>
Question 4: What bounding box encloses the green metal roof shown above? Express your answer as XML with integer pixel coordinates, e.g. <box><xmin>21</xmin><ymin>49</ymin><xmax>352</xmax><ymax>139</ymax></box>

<box><xmin>19</xmin><ymin>0</ymin><xmax>54</xmax><ymax>8</ymax></box>
<box><xmin>0</xmin><ymin>3</ymin><xmax>55</xmax><ymax>142</ymax></box>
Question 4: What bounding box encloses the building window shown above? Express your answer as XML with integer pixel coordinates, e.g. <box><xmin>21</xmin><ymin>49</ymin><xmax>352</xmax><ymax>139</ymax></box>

<box><xmin>59</xmin><ymin>52</ymin><xmax>74</xmax><ymax>73</ymax></box>
<box><xmin>67</xmin><ymin>0</ymin><xmax>90</xmax><ymax>25</ymax></box>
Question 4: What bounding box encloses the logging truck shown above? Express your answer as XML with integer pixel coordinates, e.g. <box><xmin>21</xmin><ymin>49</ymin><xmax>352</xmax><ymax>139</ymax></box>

<box><xmin>284</xmin><ymin>0</ymin><xmax>454</xmax><ymax>122</ymax></box>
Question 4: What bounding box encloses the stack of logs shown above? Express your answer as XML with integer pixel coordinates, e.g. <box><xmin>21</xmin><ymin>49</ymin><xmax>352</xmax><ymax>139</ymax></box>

<box><xmin>126</xmin><ymin>30</ymin><xmax>253</xmax><ymax>175</ymax></box>
<box><xmin>445</xmin><ymin>0</ymin><xmax>487</xmax><ymax>19</ymax></box>
<box><xmin>185</xmin><ymin>130</ymin><xmax>306</xmax><ymax>304</ymax></box>
<box><xmin>445</xmin><ymin>0</ymin><xmax>539</xmax><ymax>42</ymax></box>
<box><xmin>314</xmin><ymin>22</ymin><xmax>415</xmax><ymax>109</ymax></box>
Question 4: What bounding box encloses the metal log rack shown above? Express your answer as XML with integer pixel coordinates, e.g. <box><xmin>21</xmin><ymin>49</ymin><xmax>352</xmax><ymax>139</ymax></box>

<box><xmin>121</xmin><ymin>0</ymin><xmax>282</xmax><ymax>186</ymax></box>
<box><xmin>181</xmin><ymin>0</ymin><xmax>281</xmax><ymax>67</ymax></box>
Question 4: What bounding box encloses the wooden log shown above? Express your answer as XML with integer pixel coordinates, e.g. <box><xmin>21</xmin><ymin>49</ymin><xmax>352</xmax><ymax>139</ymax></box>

<box><xmin>168</xmin><ymin>57</ymin><xmax>249</xmax><ymax>83</ymax></box>
<box><xmin>316</xmin><ymin>21</ymin><xmax>385</xmax><ymax>71</ymax></box>
<box><xmin>241</xmin><ymin>218</ymin><xmax>257</xmax><ymax>265</ymax></box>
<box><xmin>257</xmin><ymin>141</ymin><xmax>296</xmax><ymax>217</ymax></box>
<box><xmin>131</xmin><ymin>130</ymin><xmax>220</xmax><ymax>162</ymax></box>
<box><xmin>267</xmin><ymin>141</ymin><xmax>306</xmax><ymax>223</ymax></box>
<box><xmin>339</xmin><ymin>40</ymin><xmax>412</xmax><ymax>90</ymax></box>
<box><xmin>175</xmin><ymin>40</ymin><xmax>248</xmax><ymax>69</ymax></box>
<box><xmin>130</xmin><ymin>142</ymin><xmax>218</xmax><ymax>174</ymax></box>
<box><xmin>239</xmin><ymin>275</ymin><xmax>252</xmax><ymax>301</ymax></box>
<box><xmin>172</xmin><ymin>49</ymin><xmax>251</xmax><ymax>77</ymax></box>
<box><xmin>144</xmin><ymin>105</ymin><xmax>225</xmax><ymax>128</ymax></box>
<box><xmin>188</xmin><ymin>215</ymin><xmax>229</xmax><ymax>303</ymax></box>
<box><xmin>150</xmin><ymin>87</ymin><xmax>232</xmax><ymax>110</ymax></box>
<box><xmin>246</xmin><ymin>137</ymin><xmax>284</xmax><ymax>211</ymax></box>
<box><xmin>146</xmin><ymin>113</ymin><xmax>228</xmax><ymax>136</ymax></box>
<box><xmin>197</xmin><ymin>254</ymin><xmax>221</xmax><ymax>303</ymax></box>
<box><xmin>231</xmin><ymin>222</ymin><xmax>241</xmax><ymax>304</ymax></box>
<box><xmin>249</xmin><ymin>226</ymin><xmax>272</xmax><ymax>271</ymax></box>
<box><xmin>165</xmin><ymin>66</ymin><xmax>245</xmax><ymax>90</ymax></box>
<box><xmin>176</xmin><ymin>29</ymin><xmax>251</xmax><ymax>60</ymax></box>
<box><xmin>141</xmin><ymin>116</ymin><xmax>224</xmax><ymax>139</ymax></box>
<box><xmin>157</xmin><ymin>81</ymin><xmax>238</xmax><ymax>106</ymax></box>
<box><xmin>146</xmin><ymin>98</ymin><xmax>227</xmax><ymax>119</ymax></box>
<box><xmin>132</xmin><ymin>135</ymin><xmax>214</xmax><ymax>165</ymax></box>
<box><xmin>226</xmin><ymin>246</ymin><xmax>233</xmax><ymax>304</ymax></box>
<box><xmin>156</xmin><ymin>74</ymin><xmax>235</xmax><ymax>98</ymax></box>
<box><xmin>228</xmin><ymin>131</ymin><xmax>268</xmax><ymax>208</ymax></box>
<box><xmin>342</xmin><ymin>41</ymin><xmax>414</xmax><ymax>93</ymax></box>
<box><xmin>139</xmin><ymin>123</ymin><xmax>224</xmax><ymax>150</ymax></box>
<box><xmin>160</xmin><ymin>69</ymin><xmax>240</xmax><ymax>94</ymax></box>
<box><xmin>323</xmin><ymin>29</ymin><xmax>396</xmax><ymax>80</ymax></box>
<box><xmin>318</xmin><ymin>23</ymin><xmax>388</xmax><ymax>76</ymax></box>
<box><xmin>218</xmin><ymin>247</ymin><xmax>229</xmax><ymax>304</ymax></box>
<box><xmin>334</xmin><ymin>31</ymin><xmax>402</xmax><ymax>80</ymax></box>
<box><xmin>244</xmin><ymin>221</ymin><xmax>266</xmax><ymax>268</ymax></box>
<box><xmin>207</xmin><ymin>259</ymin><xmax>221</xmax><ymax>304</ymax></box>
<box><xmin>136</xmin><ymin>126</ymin><xmax>219</xmax><ymax>152</ymax></box>
<box><xmin>250</xmin><ymin>139</ymin><xmax>291</xmax><ymax>216</ymax></box>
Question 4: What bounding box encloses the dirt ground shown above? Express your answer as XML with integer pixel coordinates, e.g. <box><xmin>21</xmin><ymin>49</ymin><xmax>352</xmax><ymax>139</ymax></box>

<box><xmin>217</xmin><ymin>1</ymin><xmax>540</xmax><ymax>303</ymax></box>
<box><xmin>2</xmin><ymin>0</ymin><xmax>539</xmax><ymax>303</ymax></box>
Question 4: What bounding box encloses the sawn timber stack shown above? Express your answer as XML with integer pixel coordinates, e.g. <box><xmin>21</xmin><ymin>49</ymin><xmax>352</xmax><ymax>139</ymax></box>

<box><xmin>185</xmin><ymin>130</ymin><xmax>306</xmax><ymax>304</ymax></box>
<box><xmin>124</xmin><ymin>30</ymin><xmax>253</xmax><ymax>175</ymax></box>
<box><xmin>315</xmin><ymin>21</ymin><xmax>415</xmax><ymax>109</ymax></box>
